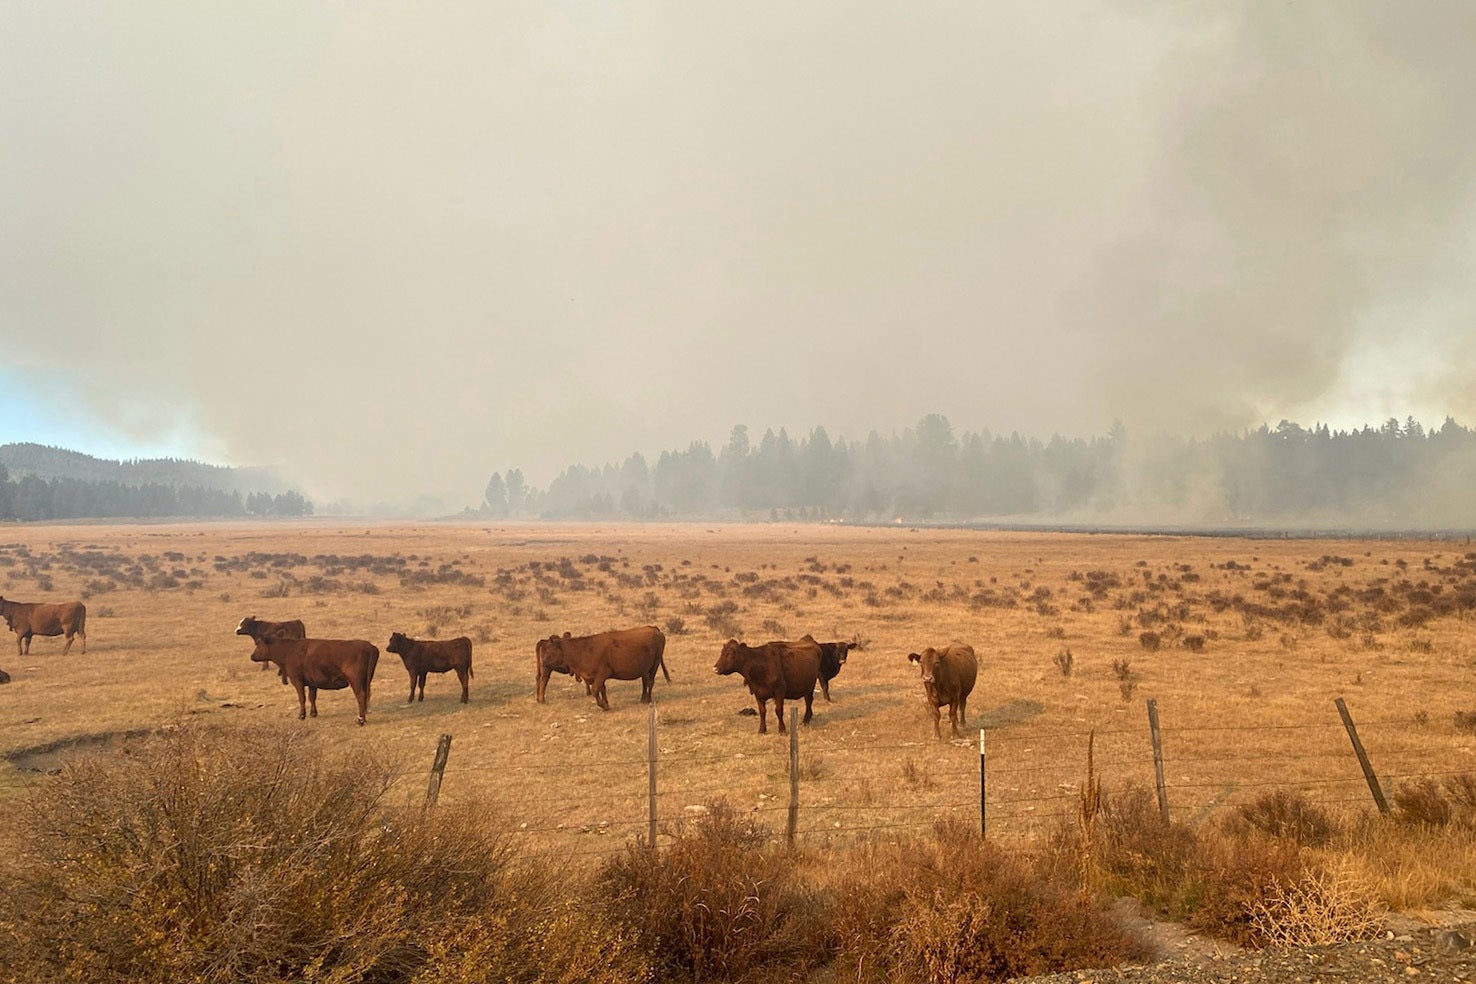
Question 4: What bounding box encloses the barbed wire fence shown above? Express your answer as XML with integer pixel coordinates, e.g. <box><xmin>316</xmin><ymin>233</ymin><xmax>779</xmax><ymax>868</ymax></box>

<box><xmin>0</xmin><ymin>696</ymin><xmax>1465</xmax><ymax>861</ymax></box>
<box><xmin>397</xmin><ymin>695</ymin><xmax>1474</xmax><ymax>861</ymax></box>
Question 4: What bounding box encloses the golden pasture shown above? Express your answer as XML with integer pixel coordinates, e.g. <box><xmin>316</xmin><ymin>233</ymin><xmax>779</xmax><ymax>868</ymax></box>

<box><xmin>1</xmin><ymin>521</ymin><xmax>1473</xmax><ymax>865</ymax></box>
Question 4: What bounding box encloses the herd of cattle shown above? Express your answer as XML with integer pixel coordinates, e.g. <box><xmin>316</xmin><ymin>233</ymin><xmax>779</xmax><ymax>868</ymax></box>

<box><xmin>0</xmin><ymin>591</ymin><xmax>978</xmax><ymax>739</ymax></box>
<box><xmin>232</xmin><ymin>616</ymin><xmax>980</xmax><ymax>739</ymax></box>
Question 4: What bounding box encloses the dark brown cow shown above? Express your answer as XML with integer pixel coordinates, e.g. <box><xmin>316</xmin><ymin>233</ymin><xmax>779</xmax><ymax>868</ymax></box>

<box><xmin>801</xmin><ymin>634</ymin><xmax>854</xmax><ymax>702</ymax></box>
<box><xmin>251</xmin><ymin>635</ymin><xmax>379</xmax><ymax>726</ymax></box>
<box><xmin>908</xmin><ymin>644</ymin><xmax>978</xmax><ymax>739</ymax></box>
<box><xmin>0</xmin><ymin>596</ymin><xmax>86</xmax><ymax>656</ymax></box>
<box><xmin>535</xmin><ymin>625</ymin><xmax>667</xmax><ymax>710</ymax></box>
<box><xmin>714</xmin><ymin>638</ymin><xmax>822</xmax><ymax>734</ymax></box>
<box><xmin>386</xmin><ymin>632</ymin><xmax>473</xmax><ymax>704</ymax></box>
<box><xmin>235</xmin><ymin>615</ymin><xmax>307</xmax><ymax>678</ymax></box>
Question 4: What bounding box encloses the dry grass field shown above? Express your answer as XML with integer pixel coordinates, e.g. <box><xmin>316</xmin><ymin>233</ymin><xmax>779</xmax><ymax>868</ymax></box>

<box><xmin>1</xmin><ymin>520</ymin><xmax>1474</xmax><ymax>911</ymax></box>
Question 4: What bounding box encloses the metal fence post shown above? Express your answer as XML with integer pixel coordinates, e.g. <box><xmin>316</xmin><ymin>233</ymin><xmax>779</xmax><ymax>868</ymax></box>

<box><xmin>979</xmin><ymin>728</ymin><xmax>987</xmax><ymax>838</ymax></box>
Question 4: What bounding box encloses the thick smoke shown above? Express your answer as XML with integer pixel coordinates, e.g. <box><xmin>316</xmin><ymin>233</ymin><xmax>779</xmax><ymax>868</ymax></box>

<box><xmin>1</xmin><ymin>3</ymin><xmax>1473</xmax><ymax>513</ymax></box>
<box><xmin>1081</xmin><ymin>2</ymin><xmax>1476</xmax><ymax>437</ymax></box>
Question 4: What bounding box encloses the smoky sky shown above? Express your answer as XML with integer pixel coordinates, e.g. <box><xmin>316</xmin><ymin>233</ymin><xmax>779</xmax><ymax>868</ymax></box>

<box><xmin>3</xmin><ymin>2</ymin><xmax>1474</xmax><ymax>513</ymax></box>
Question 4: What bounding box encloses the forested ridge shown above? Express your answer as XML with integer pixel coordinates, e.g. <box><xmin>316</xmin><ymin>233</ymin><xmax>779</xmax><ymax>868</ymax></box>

<box><xmin>484</xmin><ymin>415</ymin><xmax>1476</xmax><ymax>528</ymax></box>
<box><xmin>0</xmin><ymin>444</ymin><xmax>311</xmax><ymax>521</ymax></box>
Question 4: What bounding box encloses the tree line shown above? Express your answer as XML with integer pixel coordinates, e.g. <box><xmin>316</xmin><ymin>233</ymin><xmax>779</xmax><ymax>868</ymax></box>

<box><xmin>482</xmin><ymin>415</ymin><xmax>1476</xmax><ymax>528</ymax></box>
<box><xmin>0</xmin><ymin>465</ymin><xmax>313</xmax><ymax>521</ymax></box>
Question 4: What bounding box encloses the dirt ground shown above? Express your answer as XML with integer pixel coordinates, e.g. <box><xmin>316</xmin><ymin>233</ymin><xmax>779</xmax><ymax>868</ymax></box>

<box><xmin>1010</xmin><ymin>904</ymin><xmax>1476</xmax><ymax>983</ymax></box>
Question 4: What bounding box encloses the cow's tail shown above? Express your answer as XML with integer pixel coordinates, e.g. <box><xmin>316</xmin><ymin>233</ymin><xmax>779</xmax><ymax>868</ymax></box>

<box><xmin>367</xmin><ymin>644</ymin><xmax>380</xmax><ymax>683</ymax></box>
<box><xmin>657</xmin><ymin>634</ymin><xmax>670</xmax><ymax>682</ymax></box>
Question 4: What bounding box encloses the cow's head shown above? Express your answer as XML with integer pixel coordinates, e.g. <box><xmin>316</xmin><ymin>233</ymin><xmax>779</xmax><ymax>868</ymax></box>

<box><xmin>386</xmin><ymin>631</ymin><xmax>409</xmax><ymax>654</ymax></box>
<box><xmin>248</xmin><ymin>638</ymin><xmax>273</xmax><ymax>663</ymax></box>
<box><xmin>908</xmin><ymin>647</ymin><xmax>943</xmax><ymax>685</ymax></box>
<box><xmin>833</xmin><ymin>642</ymin><xmax>852</xmax><ymax>666</ymax></box>
<box><xmin>537</xmin><ymin>634</ymin><xmax>573</xmax><ymax>675</ymax></box>
<box><xmin>714</xmin><ymin>639</ymin><xmax>745</xmax><ymax>676</ymax></box>
<box><xmin>235</xmin><ymin>616</ymin><xmax>259</xmax><ymax>637</ymax></box>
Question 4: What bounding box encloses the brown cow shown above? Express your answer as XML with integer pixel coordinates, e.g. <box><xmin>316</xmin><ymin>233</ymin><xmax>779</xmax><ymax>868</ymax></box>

<box><xmin>0</xmin><ymin>596</ymin><xmax>86</xmax><ymax>656</ymax></box>
<box><xmin>386</xmin><ymin>632</ymin><xmax>473</xmax><ymax>704</ymax></box>
<box><xmin>714</xmin><ymin>638</ymin><xmax>822</xmax><ymax>734</ymax></box>
<box><xmin>235</xmin><ymin>615</ymin><xmax>307</xmax><ymax>679</ymax></box>
<box><xmin>908</xmin><ymin>644</ymin><xmax>978</xmax><ymax>739</ymax></box>
<box><xmin>251</xmin><ymin>635</ymin><xmax>379</xmax><ymax>726</ymax></box>
<box><xmin>535</xmin><ymin>625</ymin><xmax>667</xmax><ymax>710</ymax></box>
<box><xmin>801</xmin><ymin>634</ymin><xmax>854</xmax><ymax>702</ymax></box>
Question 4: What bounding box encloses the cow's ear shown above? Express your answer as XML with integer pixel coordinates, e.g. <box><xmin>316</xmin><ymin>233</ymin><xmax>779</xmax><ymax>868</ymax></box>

<box><xmin>907</xmin><ymin>652</ymin><xmax>920</xmax><ymax>662</ymax></box>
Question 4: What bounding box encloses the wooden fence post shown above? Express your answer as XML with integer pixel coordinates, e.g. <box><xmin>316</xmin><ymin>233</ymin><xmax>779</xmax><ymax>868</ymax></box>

<box><xmin>1147</xmin><ymin>698</ymin><xmax>1170</xmax><ymax>824</ymax></box>
<box><xmin>1335</xmin><ymin>696</ymin><xmax>1389</xmax><ymax>815</ymax></box>
<box><xmin>979</xmin><ymin>728</ymin><xmax>987</xmax><ymax>839</ymax></box>
<box><xmin>425</xmin><ymin>733</ymin><xmax>452</xmax><ymax>808</ymax></box>
<box><xmin>787</xmin><ymin>706</ymin><xmax>799</xmax><ymax>847</ymax></box>
<box><xmin>647</xmin><ymin>702</ymin><xmax>658</xmax><ymax>850</ymax></box>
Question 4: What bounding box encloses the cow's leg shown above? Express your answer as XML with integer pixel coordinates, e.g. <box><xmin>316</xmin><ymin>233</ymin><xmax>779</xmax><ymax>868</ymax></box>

<box><xmin>640</xmin><ymin>668</ymin><xmax>654</xmax><ymax>704</ymax></box>
<box><xmin>775</xmin><ymin>695</ymin><xmax>787</xmax><ymax>734</ymax></box>
<box><xmin>536</xmin><ymin>666</ymin><xmax>550</xmax><ymax>703</ymax></box>
<box><xmin>78</xmin><ymin>625</ymin><xmax>85</xmax><ymax>655</ymax></box>
<box><xmin>821</xmin><ymin>678</ymin><xmax>831</xmax><ymax>702</ymax></box>
<box><xmin>20</xmin><ymin>633</ymin><xmax>30</xmax><ymax>656</ymax></box>
<box><xmin>802</xmin><ymin>692</ymin><xmax>814</xmax><ymax>724</ymax></box>
<box><xmin>930</xmin><ymin>702</ymin><xmax>942</xmax><ymax>740</ymax></box>
<box><xmin>593</xmin><ymin>671</ymin><xmax>611</xmax><ymax>711</ymax></box>
<box><xmin>307</xmin><ymin>686</ymin><xmax>319</xmax><ymax>718</ymax></box>
<box><xmin>61</xmin><ymin>632</ymin><xmax>74</xmax><ymax>656</ymax></box>
<box><xmin>417</xmin><ymin>672</ymin><xmax>427</xmax><ymax>702</ymax></box>
<box><xmin>456</xmin><ymin>667</ymin><xmax>469</xmax><ymax>703</ymax></box>
<box><xmin>756</xmin><ymin>698</ymin><xmax>768</xmax><ymax>734</ymax></box>
<box><xmin>292</xmin><ymin>681</ymin><xmax>308</xmax><ymax>720</ymax></box>
<box><xmin>957</xmin><ymin>695</ymin><xmax>968</xmax><ymax>728</ymax></box>
<box><xmin>13</xmin><ymin>634</ymin><xmax>21</xmax><ymax>656</ymax></box>
<box><xmin>406</xmin><ymin>672</ymin><xmax>416</xmax><ymax>704</ymax></box>
<box><xmin>354</xmin><ymin>682</ymin><xmax>368</xmax><ymax>726</ymax></box>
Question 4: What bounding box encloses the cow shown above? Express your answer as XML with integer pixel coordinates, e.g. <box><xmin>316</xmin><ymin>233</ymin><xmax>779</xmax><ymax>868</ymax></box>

<box><xmin>235</xmin><ymin>615</ymin><xmax>307</xmax><ymax>679</ymax></box>
<box><xmin>386</xmin><ymin>632</ymin><xmax>473</xmax><ymax>704</ymax></box>
<box><xmin>714</xmin><ymin>638</ymin><xmax>822</xmax><ymax>734</ymax></box>
<box><xmin>0</xmin><ymin>596</ymin><xmax>87</xmax><ymax>656</ymax></box>
<box><xmin>908</xmin><ymin>644</ymin><xmax>978</xmax><ymax>740</ymax></box>
<box><xmin>535</xmin><ymin>625</ymin><xmax>667</xmax><ymax>710</ymax></box>
<box><xmin>250</xmin><ymin>635</ymin><xmax>379</xmax><ymax>726</ymax></box>
<box><xmin>801</xmin><ymin>634</ymin><xmax>854</xmax><ymax>702</ymax></box>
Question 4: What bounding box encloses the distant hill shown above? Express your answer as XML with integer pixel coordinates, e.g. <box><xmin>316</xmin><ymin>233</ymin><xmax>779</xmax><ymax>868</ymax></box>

<box><xmin>0</xmin><ymin>443</ymin><xmax>292</xmax><ymax>497</ymax></box>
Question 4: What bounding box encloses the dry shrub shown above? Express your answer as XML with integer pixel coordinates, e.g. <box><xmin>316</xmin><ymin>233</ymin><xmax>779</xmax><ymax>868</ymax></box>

<box><xmin>1137</xmin><ymin>631</ymin><xmax>1160</xmax><ymax>651</ymax></box>
<box><xmin>1181</xmin><ymin>832</ymin><xmax>1310</xmax><ymax>947</ymax></box>
<box><xmin>1053</xmin><ymin>648</ymin><xmax>1074</xmax><ymax>678</ymax></box>
<box><xmin>1393</xmin><ymin>777</ymin><xmax>1452</xmax><ymax>827</ymax></box>
<box><xmin>0</xmin><ymin>723</ymin><xmax>642</xmax><ymax>984</ymax></box>
<box><xmin>1247</xmin><ymin>864</ymin><xmax>1384</xmax><ymax>947</ymax></box>
<box><xmin>1455</xmin><ymin>710</ymin><xmax>1476</xmax><ymax>734</ymax></box>
<box><xmin>598</xmin><ymin>800</ymin><xmax>824</xmax><ymax>982</ymax></box>
<box><xmin>1060</xmin><ymin>787</ymin><xmax>1331</xmax><ymax>949</ymax></box>
<box><xmin>829</xmin><ymin>820</ymin><xmax>1151</xmax><ymax>984</ymax></box>
<box><xmin>1234</xmin><ymin>790</ymin><xmax>1339</xmax><ymax>847</ymax></box>
<box><xmin>1061</xmin><ymin>787</ymin><xmax>1200</xmax><ymax>916</ymax></box>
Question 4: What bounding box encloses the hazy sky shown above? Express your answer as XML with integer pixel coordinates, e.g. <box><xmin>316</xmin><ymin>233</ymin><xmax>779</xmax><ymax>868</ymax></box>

<box><xmin>3</xmin><ymin>2</ymin><xmax>1474</xmax><ymax>512</ymax></box>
